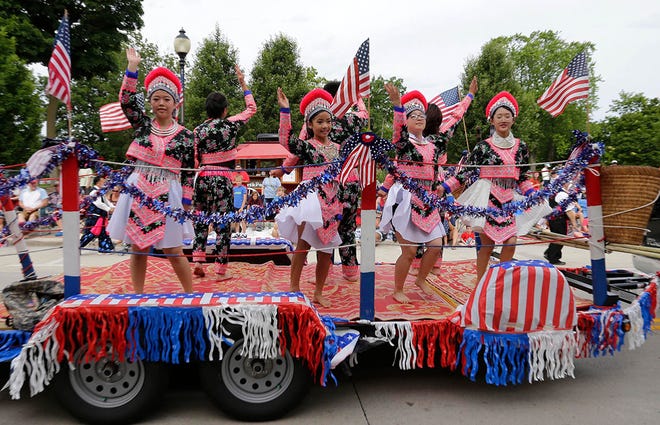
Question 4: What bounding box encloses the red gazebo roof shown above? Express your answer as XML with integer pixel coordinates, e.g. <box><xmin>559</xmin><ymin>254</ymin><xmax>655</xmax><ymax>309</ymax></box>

<box><xmin>236</xmin><ymin>143</ymin><xmax>290</xmax><ymax>159</ymax></box>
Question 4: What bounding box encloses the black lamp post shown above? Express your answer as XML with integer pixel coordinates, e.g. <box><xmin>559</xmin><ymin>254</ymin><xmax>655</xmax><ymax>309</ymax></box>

<box><xmin>173</xmin><ymin>28</ymin><xmax>191</xmax><ymax>124</ymax></box>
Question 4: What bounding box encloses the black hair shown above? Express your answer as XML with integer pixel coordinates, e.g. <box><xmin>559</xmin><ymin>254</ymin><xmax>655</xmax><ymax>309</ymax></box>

<box><xmin>323</xmin><ymin>81</ymin><xmax>341</xmax><ymax>97</ymax></box>
<box><xmin>205</xmin><ymin>92</ymin><xmax>228</xmax><ymax>119</ymax></box>
<box><xmin>305</xmin><ymin>109</ymin><xmax>332</xmax><ymax>138</ymax></box>
<box><xmin>93</xmin><ymin>176</ymin><xmax>103</xmax><ymax>185</ymax></box>
<box><xmin>422</xmin><ymin>103</ymin><xmax>443</xmax><ymax>137</ymax></box>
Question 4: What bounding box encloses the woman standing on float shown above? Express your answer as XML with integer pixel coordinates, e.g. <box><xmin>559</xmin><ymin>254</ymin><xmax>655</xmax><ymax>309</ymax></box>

<box><xmin>439</xmin><ymin>91</ymin><xmax>550</xmax><ymax>283</ymax></box>
<box><xmin>380</xmin><ymin>83</ymin><xmax>448</xmax><ymax>303</ymax></box>
<box><xmin>108</xmin><ymin>48</ymin><xmax>195</xmax><ymax>293</ymax></box>
<box><xmin>275</xmin><ymin>87</ymin><xmax>343</xmax><ymax>307</ymax></box>
<box><xmin>191</xmin><ymin>65</ymin><xmax>256</xmax><ymax>281</ymax></box>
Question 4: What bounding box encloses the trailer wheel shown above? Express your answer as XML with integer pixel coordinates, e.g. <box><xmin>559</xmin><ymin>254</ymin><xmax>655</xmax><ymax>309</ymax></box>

<box><xmin>199</xmin><ymin>338</ymin><xmax>310</xmax><ymax>421</ymax></box>
<box><xmin>54</xmin><ymin>345</ymin><xmax>167</xmax><ymax>425</ymax></box>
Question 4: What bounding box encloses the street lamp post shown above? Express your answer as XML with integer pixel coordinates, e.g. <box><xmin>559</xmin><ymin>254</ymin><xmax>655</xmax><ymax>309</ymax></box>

<box><xmin>173</xmin><ymin>28</ymin><xmax>191</xmax><ymax>124</ymax></box>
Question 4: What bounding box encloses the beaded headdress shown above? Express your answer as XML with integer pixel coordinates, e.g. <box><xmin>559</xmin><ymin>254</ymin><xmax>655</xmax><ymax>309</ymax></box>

<box><xmin>144</xmin><ymin>67</ymin><xmax>182</xmax><ymax>104</ymax></box>
<box><xmin>401</xmin><ymin>90</ymin><xmax>428</xmax><ymax>116</ymax></box>
<box><xmin>485</xmin><ymin>91</ymin><xmax>518</xmax><ymax>119</ymax></box>
<box><xmin>300</xmin><ymin>88</ymin><xmax>333</xmax><ymax>120</ymax></box>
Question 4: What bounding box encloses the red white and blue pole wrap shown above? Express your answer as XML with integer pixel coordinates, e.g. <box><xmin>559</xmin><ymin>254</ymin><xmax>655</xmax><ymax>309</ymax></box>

<box><xmin>61</xmin><ymin>144</ymin><xmax>80</xmax><ymax>298</ymax></box>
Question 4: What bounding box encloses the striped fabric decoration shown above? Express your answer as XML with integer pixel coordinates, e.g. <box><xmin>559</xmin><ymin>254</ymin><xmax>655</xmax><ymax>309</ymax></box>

<box><xmin>462</xmin><ymin>260</ymin><xmax>577</xmax><ymax>332</ymax></box>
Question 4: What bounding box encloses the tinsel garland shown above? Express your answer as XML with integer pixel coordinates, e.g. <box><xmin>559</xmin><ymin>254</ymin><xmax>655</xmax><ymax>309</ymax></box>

<box><xmin>1</xmin><ymin>131</ymin><xmax>601</xmax><ymax>234</ymax></box>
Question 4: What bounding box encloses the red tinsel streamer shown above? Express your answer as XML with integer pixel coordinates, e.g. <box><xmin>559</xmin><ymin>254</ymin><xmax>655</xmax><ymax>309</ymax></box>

<box><xmin>276</xmin><ymin>304</ymin><xmax>328</xmax><ymax>383</ymax></box>
<box><xmin>647</xmin><ymin>283</ymin><xmax>657</xmax><ymax>319</ymax></box>
<box><xmin>576</xmin><ymin>313</ymin><xmax>595</xmax><ymax>358</ymax></box>
<box><xmin>51</xmin><ymin>306</ymin><xmax>129</xmax><ymax>363</ymax></box>
<box><xmin>411</xmin><ymin>320</ymin><xmax>463</xmax><ymax>370</ymax></box>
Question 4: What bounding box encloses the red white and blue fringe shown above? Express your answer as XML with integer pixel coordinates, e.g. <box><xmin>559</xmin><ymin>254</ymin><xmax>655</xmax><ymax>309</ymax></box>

<box><xmin>4</xmin><ymin>292</ymin><xmax>338</xmax><ymax>399</ymax></box>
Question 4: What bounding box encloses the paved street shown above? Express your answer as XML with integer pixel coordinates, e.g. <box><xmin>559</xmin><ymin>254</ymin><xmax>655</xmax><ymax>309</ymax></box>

<box><xmin>0</xmin><ymin>232</ymin><xmax>658</xmax><ymax>424</ymax></box>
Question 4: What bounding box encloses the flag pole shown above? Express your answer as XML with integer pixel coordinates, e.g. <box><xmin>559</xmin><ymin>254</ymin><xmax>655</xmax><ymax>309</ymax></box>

<box><xmin>458</xmin><ymin>87</ymin><xmax>471</xmax><ymax>152</ymax></box>
<box><xmin>585</xmin><ymin>98</ymin><xmax>591</xmax><ymax>134</ymax></box>
<box><xmin>367</xmin><ymin>96</ymin><xmax>371</xmax><ymax>131</ymax></box>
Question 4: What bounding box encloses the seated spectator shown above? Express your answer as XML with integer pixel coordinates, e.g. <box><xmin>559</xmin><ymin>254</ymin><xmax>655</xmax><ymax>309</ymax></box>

<box><xmin>18</xmin><ymin>179</ymin><xmax>48</xmax><ymax>224</ymax></box>
<box><xmin>460</xmin><ymin>226</ymin><xmax>475</xmax><ymax>246</ymax></box>
<box><xmin>47</xmin><ymin>181</ymin><xmax>63</xmax><ymax>234</ymax></box>
<box><xmin>247</xmin><ymin>190</ymin><xmax>264</xmax><ymax>231</ymax></box>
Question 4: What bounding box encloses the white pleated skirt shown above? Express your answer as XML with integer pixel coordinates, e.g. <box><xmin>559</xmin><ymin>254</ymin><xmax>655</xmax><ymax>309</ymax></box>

<box><xmin>379</xmin><ymin>182</ymin><xmax>446</xmax><ymax>243</ymax></box>
<box><xmin>457</xmin><ymin>179</ymin><xmax>551</xmax><ymax>239</ymax></box>
<box><xmin>107</xmin><ymin>172</ymin><xmax>194</xmax><ymax>249</ymax></box>
<box><xmin>275</xmin><ymin>189</ymin><xmax>341</xmax><ymax>253</ymax></box>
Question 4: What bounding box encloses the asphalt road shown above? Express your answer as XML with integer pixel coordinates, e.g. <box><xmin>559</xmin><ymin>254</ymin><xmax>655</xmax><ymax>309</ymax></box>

<box><xmin>0</xmin><ymin>233</ymin><xmax>658</xmax><ymax>424</ymax></box>
<box><xmin>0</xmin><ymin>336</ymin><xmax>658</xmax><ymax>425</ymax></box>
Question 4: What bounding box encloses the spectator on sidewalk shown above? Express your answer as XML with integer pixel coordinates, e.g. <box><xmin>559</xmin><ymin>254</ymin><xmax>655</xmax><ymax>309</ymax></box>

<box><xmin>18</xmin><ymin>179</ymin><xmax>48</xmax><ymax>224</ymax></box>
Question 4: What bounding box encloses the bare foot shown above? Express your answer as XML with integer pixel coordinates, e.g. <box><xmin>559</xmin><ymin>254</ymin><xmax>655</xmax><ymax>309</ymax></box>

<box><xmin>393</xmin><ymin>291</ymin><xmax>411</xmax><ymax>303</ymax></box>
<box><xmin>193</xmin><ymin>263</ymin><xmax>205</xmax><ymax>278</ymax></box>
<box><xmin>313</xmin><ymin>293</ymin><xmax>331</xmax><ymax>308</ymax></box>
<box><xmin>215</xmin><ymin>273</ymin><xmax>232</xmax><ymax>281</ymax></box>
<box><xmin>431</xmin><ymin>267</ymin><xmax>442</xmax><ymax>276</ymax></box>
<box><xmin>415</xmin><ymin>281</ymin><xmax>436</xmax><ymax>296</ymax></box>
<box><xmin>290</xmin><ymin>284</ymin><xmax>301</xmax><ymax>292</ymax></box>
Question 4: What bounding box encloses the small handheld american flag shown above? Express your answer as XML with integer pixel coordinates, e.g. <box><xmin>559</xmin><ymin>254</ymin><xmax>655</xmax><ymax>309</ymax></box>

<box><xmin>537</xmin><ymin>51</ymin><xmax>589</xmax><ymax>117</ymax></box>
<box><xmin>99</xmin><ymin>102</ymin><xmax>132</xmax><ymax>133</ymax></box>
<box><xmin>46</xmin><ymin>11</ymin><xmax>72</xmax><ymax>109</ymax></box>
<box><xmin>429</xmin><ymin>86</ymin><xmax>460</xmax><ymax>119</ymax></box>
<box><xmin>330</xmin><ymin>39</ymin><xmax>370</xmax><ymax>119</ymax></box>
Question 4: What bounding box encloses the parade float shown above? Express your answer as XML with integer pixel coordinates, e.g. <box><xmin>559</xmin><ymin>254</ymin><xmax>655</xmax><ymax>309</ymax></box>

<box><xmin>0</xmin><ymin>130</ymin><xmax>656</xmax><ymax>424</ymax></box>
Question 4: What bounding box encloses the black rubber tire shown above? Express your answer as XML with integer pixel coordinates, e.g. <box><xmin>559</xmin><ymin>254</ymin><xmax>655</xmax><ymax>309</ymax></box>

<box><xmin>199</xmin><ymin>338</ymin><xmax>310</xmax><ymax>421</ymax></box>
<box><xmin>53</xmin><ymin>345</ymin><xmax>168</xmax><ymax>425</ymax></box>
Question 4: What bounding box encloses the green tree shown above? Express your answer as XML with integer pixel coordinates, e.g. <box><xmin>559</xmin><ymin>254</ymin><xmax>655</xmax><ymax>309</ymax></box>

<box><xmin>1</xmin><ymin>1</ymin><xmax>144</xmax><ymax>139</ymax></box>
<box><xmin>185</xmin><ymin>25</ymin><xmax>241</xmax><ymax>129</ymax></box>
<box><xmin>0</xmin><ymin>28</ymin><xmax>43</xmax><ymax>164</ymax></box>
<box><xmin>1</xmin><ymin>0</ymin><xmax>143</xmax><ymax>78</ymax></box>
<box><xmin>369</xmin><ymin>75</ymin><xmax>406</xmax><ymax>141</ymax></box>
<box><xmin>246</xmin><ymin>34</ymin><xmax>317</xmax><ymax>140</ymax></box>
<box><xmin>593</xmin><ymin>92</ymin><xmax>660</xmax><ymax>167</ymax></box>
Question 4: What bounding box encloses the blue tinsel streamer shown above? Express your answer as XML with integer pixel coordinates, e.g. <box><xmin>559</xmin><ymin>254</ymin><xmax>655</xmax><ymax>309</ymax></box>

<box><xmin>638</xmin><ymin>290</ymin><xmax>653</xmax><ymax>337</ymax></box>
<box><xmin>126</xmin><ymin>306</ymin><xmax>207</xmax><ymax>364</ymax></box>
<box><xmin>458</xmin><ymin>329</ymin><xmax>529</xmax><ymax>386</ymax></box>
<box><xmin>0</xmin><ymin>330</ymin><xmax>31</xmax><ymax>362</ymax></box>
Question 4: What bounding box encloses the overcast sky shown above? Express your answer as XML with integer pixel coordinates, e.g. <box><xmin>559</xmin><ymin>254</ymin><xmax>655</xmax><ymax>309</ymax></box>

<box><xmin>140</xmin><ymin>0</ymin><xmax>658</xmax><ymax>121</ymax></box>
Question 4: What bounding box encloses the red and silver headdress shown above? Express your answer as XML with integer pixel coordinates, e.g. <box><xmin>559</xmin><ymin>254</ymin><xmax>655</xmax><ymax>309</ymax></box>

<box><xmin>300</xmin><ymin>88</ymin><xmax>333</xmax><ymax>120</ymax></box>
<box><xmin>401</xmin><ymin>90</ymin><xmax>428</xmax><ymax>116</ymax></box>
<box><xmin>144</xmin><ymin>67</ymin><xmax>182</xmax><ymax>103</ymax></box>
<box><xmin>485</xmin><ymin>91</ymin><xmax>518</xmax><ymax>119</ymax></box>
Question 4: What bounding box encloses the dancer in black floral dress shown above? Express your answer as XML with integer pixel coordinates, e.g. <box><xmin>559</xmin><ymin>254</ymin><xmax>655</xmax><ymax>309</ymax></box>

<box><xmin>191</xmin><ymin>65</ymin><xmax>256</xmax><ymax>280</ymax></box>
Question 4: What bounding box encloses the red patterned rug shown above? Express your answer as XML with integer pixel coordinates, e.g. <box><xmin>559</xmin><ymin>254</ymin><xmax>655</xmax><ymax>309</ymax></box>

<box><xmin>1</xmin><ymin>259</ymin><xmax>592</xmax><ymax>323</ymax></box>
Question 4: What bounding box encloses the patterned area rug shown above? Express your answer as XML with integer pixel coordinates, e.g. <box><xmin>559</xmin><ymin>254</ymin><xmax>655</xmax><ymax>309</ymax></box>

<box><xmin>0</xmin><ymin>258</ymin><xmax>592</xmax><ymax>323</ymax></box>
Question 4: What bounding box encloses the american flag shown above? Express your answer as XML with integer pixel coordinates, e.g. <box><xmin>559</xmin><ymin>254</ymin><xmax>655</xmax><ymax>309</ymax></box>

<box><xmin>330</xmin><ymin>39</ymin><xmax>370</xmax><ymax>118</ymax></box>
<box><xmin>99</xmin><ymin>102</ymin><xmax>132</xmax><ymax>132</ymax></box>
<box><xmin>45</xmin><ymin>12</ymin><xmax>72</xmax><ymax>109</ymax></box>
<box><xmin>429</xmin><ymin>86</ymin><xmax>461</xmax><ymax>120</ymax></box>
<box><xmin>537</xmin><ymin>51</ymin><xmax>589</xmax><ymax>117</ymax></box>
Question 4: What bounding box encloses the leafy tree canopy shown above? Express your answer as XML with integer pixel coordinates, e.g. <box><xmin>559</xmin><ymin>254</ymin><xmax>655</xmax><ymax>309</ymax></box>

<box><xmin>0</xmin><ymin>0</ymin><xmax>143</xmax><ymax>78</ymax></box>
<box><xmin>593</xmin><ymin>92</ymin><xmax>660</xmax><ymax>167</ymax></box>
<box><xmin>0</xmin><ymin>28</ymin><xmax>43</xmax><ymax>165</ymax></box>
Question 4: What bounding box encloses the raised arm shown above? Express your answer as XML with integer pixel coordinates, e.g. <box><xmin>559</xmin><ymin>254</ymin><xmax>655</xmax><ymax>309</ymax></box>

<box><xmin>228</xmin><ymin>64</ymin><xmax>257</xmax><ymax>123</ymax></box>
<box><xmin>439</xmin><ymin>76</ymin><xmax>478</xmax><ymax>135</ymax></box>
<box><xmin>385</xmin><ymin>82</ymin><xmax>407</xmax><ymax>150</ymax></box>
<box><xmin>120</xmin><ymin>48</ymin><xmax>147</xmax><ymax>128</ymax></box>
<box><xmin>277</xmin><ymin>87</ymin><xmax>293</xmax><ymax>150</ymax></box>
